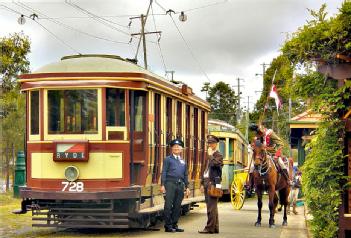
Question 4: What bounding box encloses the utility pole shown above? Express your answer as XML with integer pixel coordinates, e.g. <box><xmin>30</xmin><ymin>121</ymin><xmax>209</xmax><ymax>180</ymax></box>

<box><xmin>130</xmin><ymin>14</ymin><xmax>161</xmax><ymax>69</ymax></box>
<box><xmin>245</xmin><ymin>96</ymin><xmax>250</xmax><ymax>141</ymax></box>
<box><xmin>165</xmin><ymin>70</ymin><xmax>175</xmax><ymax>81</ymax></box>
<box><xmin>260</xmin><ymin>62</ymin><xmax>270</xmax><ymax>78</ymax></box>
<box><xmin>234</xmin><ymin>78</ymin><xmax>244</xmax><ymax>122</ymax></box>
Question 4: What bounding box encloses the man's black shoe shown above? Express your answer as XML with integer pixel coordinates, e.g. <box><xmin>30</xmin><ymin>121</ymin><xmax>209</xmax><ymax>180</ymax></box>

<box><xmin>174</xmin><ymin>227</ymin><xmax>184</xmax><ymax>232</ymax></box>
<box><xmin>165</xmin><ymin>227</ymin><xmax>176</xmax><ymax>232</ymax></box>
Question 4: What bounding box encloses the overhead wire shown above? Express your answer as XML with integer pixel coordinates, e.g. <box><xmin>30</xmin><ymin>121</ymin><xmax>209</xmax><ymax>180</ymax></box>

<box><xmin>12</xmin><ymin>1</ymin><xmax>130</xmax><ymax>45</ymax></box>
<box><xmin>34</xmin><ymin>18</ymin><xmax>81</xmax><ymax>54</ymax></box>
<box><xmin>154</xmin><ymin>0</ymin><xmax>213</xmax><ymax>82</ymax></box>
<box><xmin>150</xmin><ymin>3</ymin><xmax>167</xmax><ymax>73</ymax></box>
<box><xmin>183</xmin><ymin>0</ymin><xmax>229</xmax><ymax>13</ymax></box>
<box><xmin>168</xmin><ymin>13</ymin><xmax>211</xmax><ymax>83</ymax></box>
<box><xmin>1</xmin><ymin>3</ymin><xmax>79</xmax><ymax>54</ymax></box>
<box><xmin>65</xmin><ymin>0</ymin><xmax>132</xmax><ymax>37</ymax></box>
<box><xmin>37</xmin><ymin>13</ymin><xmax>167</xmax><ymax>20</ymax></box>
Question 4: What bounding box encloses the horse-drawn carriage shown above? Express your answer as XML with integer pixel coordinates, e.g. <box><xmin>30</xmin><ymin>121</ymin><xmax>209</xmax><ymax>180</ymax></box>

<box><xmin>230</xmin><ymin>168</ymin><xmax>249</xmax><ymax>210</ymax></box>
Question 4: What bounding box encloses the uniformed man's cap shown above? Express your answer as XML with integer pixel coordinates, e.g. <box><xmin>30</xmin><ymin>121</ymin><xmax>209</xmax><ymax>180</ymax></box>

<box><xmin>207</xmin><ymin>135</ymin><xmax>219</xmax><ymax>144</ymax></box>
<box><xmin>169</xmin><ymin>139</ymin><xmax>184</xmax><ymax>147</ymax></box>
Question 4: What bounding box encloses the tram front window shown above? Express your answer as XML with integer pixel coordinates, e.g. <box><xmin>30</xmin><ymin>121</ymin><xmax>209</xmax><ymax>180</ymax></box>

<box><xmin>106</xmin><ymin>88</ymin><xmax>125</xmax><ymax>126</ymax></box>
<box><xmin>48</xmin><ymin>90</ymin><xmax>98</xmax><ymax>134</ymax></box>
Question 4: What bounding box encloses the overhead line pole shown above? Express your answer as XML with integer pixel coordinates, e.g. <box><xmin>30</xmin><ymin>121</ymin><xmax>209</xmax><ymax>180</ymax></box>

<box><xmin>131</xmin><ymin>14</ymin><xmax>161</xmax><ymax>69</ymax></box>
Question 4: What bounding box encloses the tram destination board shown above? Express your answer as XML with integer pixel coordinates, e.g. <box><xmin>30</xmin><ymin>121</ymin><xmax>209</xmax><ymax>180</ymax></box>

<box><xmin>54</xmin><ymin>141</ymin><xmax>89</xmax><ymax>162</ymax></box>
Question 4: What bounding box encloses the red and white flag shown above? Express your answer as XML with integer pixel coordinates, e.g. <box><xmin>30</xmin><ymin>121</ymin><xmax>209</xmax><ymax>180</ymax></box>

<box><xmin>269</xmin><ymin>84</ymin><xmax>282</xmax><ymax>112</ymax></box>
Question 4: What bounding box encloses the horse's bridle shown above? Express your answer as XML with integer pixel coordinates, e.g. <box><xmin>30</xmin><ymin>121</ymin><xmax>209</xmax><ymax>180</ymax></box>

<box><xmin>253</xmin><ymin>139</ymin><xmax>271</xmax><ymax>176</ymax></box>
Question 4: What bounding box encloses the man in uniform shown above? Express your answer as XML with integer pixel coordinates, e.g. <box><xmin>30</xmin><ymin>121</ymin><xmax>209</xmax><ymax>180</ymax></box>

<box><xmin>161</xmin><ymin>139</ymin><xmax>190</xmax><ymax>232</ymax></box>
<box><xmin>199</xmin><ymin>135</ymin><xmax>223</xmax><ymax>234</ymax></box>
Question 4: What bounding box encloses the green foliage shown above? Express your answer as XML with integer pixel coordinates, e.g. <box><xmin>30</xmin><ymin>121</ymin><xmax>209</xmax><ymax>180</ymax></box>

<box><xmin>0</xmin><ymin>32</ymin><xmax>30</xmax><ymax>91</ymax></box>
<box><xmin>282</xmin><ymin>1</ymin><xmax>351</xmax><ymax>64</ymax></box>
<box><xmin>0</xmin><ymin>33</ymin><xmax>30</xmax><ymax>191</ymax></box>
<box><xmin>250</xmin><ymin>55</ymin><xmax>306</xmax><ymax>146</ymax></box>
<box><xmin>280</xmin><ymin>2</ymin><xmax>351</xmax><ymax>236</ymax></box>
<box><xmin>302</xmin><ymin>119</ymin><xmax>345</xmax><ymax>238</ymax></box>
<box><xmin>202</xmin><ymin>81</ymin><xmax>239</xmax><ymax>125</ymax></box>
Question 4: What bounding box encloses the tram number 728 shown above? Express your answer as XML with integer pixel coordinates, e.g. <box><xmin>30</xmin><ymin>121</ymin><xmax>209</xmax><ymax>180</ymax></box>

<box><xmin>61</xmin><ymin>181</ymin><xmax>84</xmax><ymax>192</ymax></box>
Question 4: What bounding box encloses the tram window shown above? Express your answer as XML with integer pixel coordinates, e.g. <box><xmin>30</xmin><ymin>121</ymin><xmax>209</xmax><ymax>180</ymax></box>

<box><xmin>30</xmin><ymin>91</ymin><xmax>39</xmax><ymax>135</ymax></box>
<box><xmin>219</xmin><ymin>140</ymin><xmax>226</xmax><ymax>158</ymax></box>
<box><xmin>176</xmin><ymin>101</ymin><xmax>182</xmax><ymax>138</ymax></box>
<box><xmin>133</xmin><ymin>91</ymin><xmax>146</xmax><ymax>132</ymax></box>
<box><xmin>106</xmin><ymin>88</ymin><xmax>125</xmax><ymax>126</ymax></box>
<box><xmin>229</xmin><ymin>138</ymin><xmax>234</xmax><ymax>160</ymax></box>
<box><xmin>48</xmin><ymin>90</ymin><xmax>98</xmax><ymax>134</ymax></box>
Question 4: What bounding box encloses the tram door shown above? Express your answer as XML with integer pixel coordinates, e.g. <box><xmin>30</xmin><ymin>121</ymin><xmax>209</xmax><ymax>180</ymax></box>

<box><xmin>152</xmin><ymin>93</ymin><xmax>161</xmax><ymax>183</ymax></box>
<box><xmin>129</xmin><ymin>90</ymin><xmax>147</xmax><ymax>185</ymax></box>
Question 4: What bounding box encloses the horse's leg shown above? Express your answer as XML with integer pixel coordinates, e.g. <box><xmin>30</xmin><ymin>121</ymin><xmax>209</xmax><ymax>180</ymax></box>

<box><xmin>281</xmin><ymin>188</ymin><xmax>288</xmax><ymax>226</ymax></box>
<box><xmin>273</xmin><ymin>193</ymin><xmax>279</xmax><ymax>213</ymax></box>
<box><xmin>255</xmin><ymin>185</ymin><xmax>263</xmax><ymax>227</ymax></box>
<box><xmin>268</xmin><ymin>187</ymin><xmax>276</xmax><ymax>228</ymax></box>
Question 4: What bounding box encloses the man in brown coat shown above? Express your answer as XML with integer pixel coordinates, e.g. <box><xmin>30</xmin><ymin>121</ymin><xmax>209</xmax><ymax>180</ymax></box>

<box><xmin>198</xmin><ymin>135</ymin><xmax>223</xmax><ymax>234</ymax></box>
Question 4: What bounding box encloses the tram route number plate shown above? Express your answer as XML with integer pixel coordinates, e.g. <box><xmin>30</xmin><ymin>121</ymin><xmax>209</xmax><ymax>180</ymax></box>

<box><xmin>62</xmin><ymin>181</ymin><xmax>84</xmax><ymax>192</ymax></box>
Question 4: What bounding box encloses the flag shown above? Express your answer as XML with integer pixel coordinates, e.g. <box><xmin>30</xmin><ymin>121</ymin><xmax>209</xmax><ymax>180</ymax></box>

<box><xmin>269</xmin><ymin>84</ymin><xmax>282</xmax><ymax>112</ymax></box>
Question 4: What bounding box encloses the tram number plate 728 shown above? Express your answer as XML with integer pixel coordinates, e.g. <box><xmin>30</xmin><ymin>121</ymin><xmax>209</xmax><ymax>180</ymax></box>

<box><xmin>61</xmin><ymin>181</ymin><xmax>84</xmax><ymax>192</ymax></box>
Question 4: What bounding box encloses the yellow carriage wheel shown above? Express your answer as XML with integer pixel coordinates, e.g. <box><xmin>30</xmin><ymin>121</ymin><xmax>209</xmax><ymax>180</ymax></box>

<box><xmin>230</xmin><ymin>177</ymin><xmax>246</xmax><ymax>210</ymax></box>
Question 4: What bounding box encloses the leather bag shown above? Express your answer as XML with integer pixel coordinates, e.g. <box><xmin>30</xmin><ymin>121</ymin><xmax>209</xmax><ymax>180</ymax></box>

<box><xmin>208</xmin><ymin>184</ymin><xmax>223</xmax><ymax>198</ymax></box>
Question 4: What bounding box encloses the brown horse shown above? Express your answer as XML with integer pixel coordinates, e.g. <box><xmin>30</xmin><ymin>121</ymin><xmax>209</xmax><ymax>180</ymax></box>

<box><xmin>252</xmin><ymin>139</ymin><xmax>290</xmax><ymax>228</ymax></box>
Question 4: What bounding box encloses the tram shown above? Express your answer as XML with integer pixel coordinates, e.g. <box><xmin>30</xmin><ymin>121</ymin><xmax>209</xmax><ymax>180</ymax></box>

<box><xmin>208</xmin><ymin>119</ymin><xmax>250</xmax><ymax>196</ymax></box>
<box><xmin>17</xmin><ymin>54</ymin><xmax>210</xmax><ymax>228</ymax></box>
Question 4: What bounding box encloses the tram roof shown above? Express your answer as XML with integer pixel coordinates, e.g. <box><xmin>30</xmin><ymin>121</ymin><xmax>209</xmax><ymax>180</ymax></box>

<box><xmin>33</xmin><ymin>54</ymin><xmax>155</xmax><ymax>75</ymax></box>
<box><xmin>19</xmin><ymin>54</ymin><xmax>210</xmax><ymax>110</ymax></box>
<box><xmin>208</xmin><ymin>119</ymin><xmax>248</xmax><ymax>143</ymax></box>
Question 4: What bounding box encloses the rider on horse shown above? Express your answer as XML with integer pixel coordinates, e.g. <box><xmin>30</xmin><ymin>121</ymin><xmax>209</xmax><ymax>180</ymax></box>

<box><xmin>248</xmin><ymin>124</ymin><xmax>291</xmax><ymax>192</ymax></box>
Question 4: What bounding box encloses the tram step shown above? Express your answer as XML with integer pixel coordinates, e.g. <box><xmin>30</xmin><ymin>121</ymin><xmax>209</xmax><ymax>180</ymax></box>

<box><xmin>46</xmin><ymin>207</ymin><xmax>113</xmax><ymax>211</ymax></box>
<box><xmin>32</xmin><ymin>211</ymin><xmax>128</xmax><ymax>217</ymax></box>
<box><xmin>32</xmin><ymin>224</ymin><xmax>129</xmax><ymax>229</ymax></box>
<box><xmin>32</xmin><ymin>217</ymin><xmax>129</xmax><ymax>223</ymax></box>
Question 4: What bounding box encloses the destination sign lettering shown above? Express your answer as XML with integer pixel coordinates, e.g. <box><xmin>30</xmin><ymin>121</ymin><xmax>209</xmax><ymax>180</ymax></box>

<box><xmin>56</xmin><ymin>152</ymin><xmax>85</xmax><ymax>159</ymax></box>
<box><xmin>54</xmin><ymin>141</ymin><xmax>89</xmax><ymax>162</ymax></box>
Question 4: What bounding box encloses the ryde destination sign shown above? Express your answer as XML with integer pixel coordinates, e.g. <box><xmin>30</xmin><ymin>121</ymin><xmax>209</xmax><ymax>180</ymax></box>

<box><xmin>54</xmin><ymin>141</ymin><xmax>89</xmax><ymax>162</ymax></box>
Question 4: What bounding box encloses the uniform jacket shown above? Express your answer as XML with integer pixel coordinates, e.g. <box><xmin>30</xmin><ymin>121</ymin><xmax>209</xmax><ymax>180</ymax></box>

<box><xmin>264</xmin><ymin>129</ymin><xmax>285</xmax><ymax>154</ymax></box>
<box><xmin>161</xmin><ymin>155</ymin><xmax>189</xmax><ymax>188</ymax></box>
<box><xmin>201</xmin><ymin>150</ymin><xmax>223</xmax><ymax>185</ymax></box>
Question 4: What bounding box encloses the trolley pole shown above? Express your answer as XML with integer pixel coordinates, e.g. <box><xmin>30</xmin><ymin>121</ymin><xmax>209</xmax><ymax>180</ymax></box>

<box><xmin>130</xmin><ymin>15</ymin><xmax>161</xmax><ymax>69</ymax></box>
<box><xmin>141</xmin><ymin>14</ymin><xmax>147</xmax><ymax>69</ymax></box>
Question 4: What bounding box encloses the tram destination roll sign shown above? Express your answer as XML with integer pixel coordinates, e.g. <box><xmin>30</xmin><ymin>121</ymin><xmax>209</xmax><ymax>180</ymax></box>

<box><xmin>54</xmin><ymin>141</ymin><xmax>89</xmax><ymax>162</ymax></box>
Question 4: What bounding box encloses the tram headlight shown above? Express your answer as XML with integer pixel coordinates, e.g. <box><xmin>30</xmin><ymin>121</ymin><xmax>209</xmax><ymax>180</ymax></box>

<box><xmin>64</xmin><ymin>166</ymin><xmax>79</xmax><ymax>182</ymax></box>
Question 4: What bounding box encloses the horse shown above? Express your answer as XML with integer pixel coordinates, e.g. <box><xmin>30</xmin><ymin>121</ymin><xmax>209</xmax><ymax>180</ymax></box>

<box><xmin>252</xmin><ymin>139</ymin><xmax>290</xmax><ymax>228</ymax></box>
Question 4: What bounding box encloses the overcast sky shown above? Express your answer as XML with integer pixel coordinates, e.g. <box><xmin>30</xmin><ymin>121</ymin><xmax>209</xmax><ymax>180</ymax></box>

<box><xmin>0</xmin><ymin>0</ymin><xmax>345</xmax><ymax>109</ymax></box>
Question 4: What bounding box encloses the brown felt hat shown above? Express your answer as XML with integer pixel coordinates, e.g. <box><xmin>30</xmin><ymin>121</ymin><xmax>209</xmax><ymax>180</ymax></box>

<box><xmin>207</xmin><ymin>135</ymin><xmax>219</xmax><ymax>144</ymax></box>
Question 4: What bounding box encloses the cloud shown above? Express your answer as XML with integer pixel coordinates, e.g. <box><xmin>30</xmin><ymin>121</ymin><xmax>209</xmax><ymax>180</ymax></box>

<box><xmin>0</xmin><ymin>0</ymin><xmax>344</xmax><ymax>107</ymax></box>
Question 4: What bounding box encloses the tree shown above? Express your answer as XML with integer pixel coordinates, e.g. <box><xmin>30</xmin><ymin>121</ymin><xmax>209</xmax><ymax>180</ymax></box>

<box><xmin>202</xmin><ymin>81</ymin><xmax>239</xmax><ymax>125</ymax></box>
<box><xmin>280</xmin><ymin>2</ymin><xmax>351</xmax><ymax>237</ymax></box>
<box><xmin>250</xmin><ymin>55</ymin><xmax>306</xmax><ymax>149</ymax></box>
<box><xmin>0</xmin><ymin>32</ymin><xmax>30</xmax><ymax>192</ymax></box>
<box><xmin>1</xmin><ymin>32</ymin><xmax>30</xmax><ymax>91</ymax></box>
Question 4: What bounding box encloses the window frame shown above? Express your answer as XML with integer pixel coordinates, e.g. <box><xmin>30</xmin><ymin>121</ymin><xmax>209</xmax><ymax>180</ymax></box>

<box><xmin>29</xmin><ymin>90</ymin><xmax>40</xmax><ymax>141</ymax></box>
<box><xmin>44</xmin><ymin>88</ymin><xmax>102</xmax><ymax>141</ymax></box>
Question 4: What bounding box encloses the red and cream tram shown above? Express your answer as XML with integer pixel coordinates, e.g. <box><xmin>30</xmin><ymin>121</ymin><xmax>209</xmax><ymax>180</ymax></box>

<box><xmin>18</xmin><ymin>54</ymin><xmax>210</xmax><ymax>228</ymax></box>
